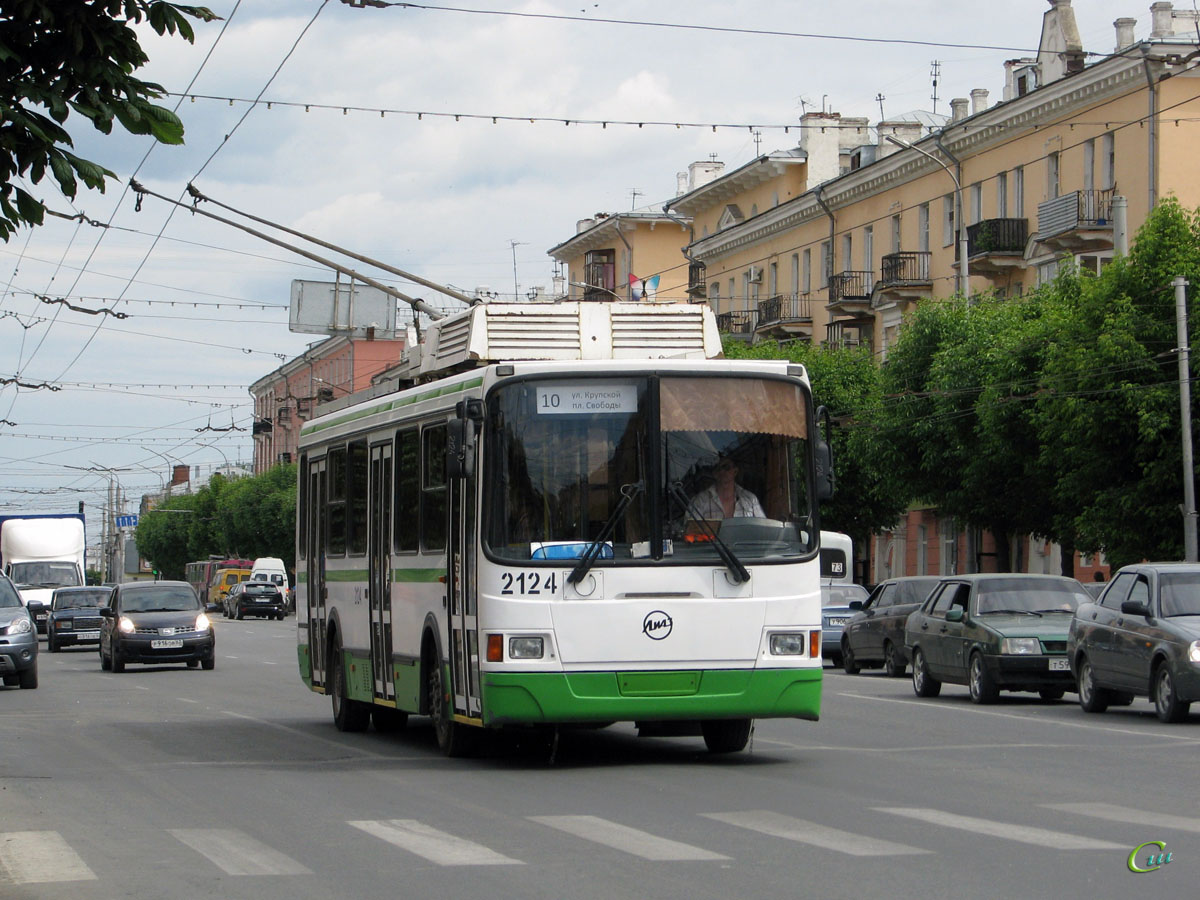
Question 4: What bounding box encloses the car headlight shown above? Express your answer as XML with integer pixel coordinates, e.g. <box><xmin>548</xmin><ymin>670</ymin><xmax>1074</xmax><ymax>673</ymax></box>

<box><xmin>1188</xmin><ymin>641</ymin><xmax>1200</xmax><ymax>664</ymax></box>
<box><xmin>6</xmin><ymin>617</ymin><xmax>32</xmax><ymax>635</ymax></box>
<box><xmin>196</xmin><ymin>613</ymin><xmax>211</xmax><ymax>632</ymax></box>
<box><xmin>770</xmin><ymin>633</ymin><xmax>807</xmax><ymax>655</ymax></box>
<box><xmin>1001</xmin><ymin>637</ymin><xmax>1041</xmax><ymax>655</ymax></box>
<box><xmin>118</xmin><ymin>616</ymin><xmax>135</xmax><ymax>633</ymax></box>
<box><xmin>508</xmin><ymin>636</ymin><xmax>543</xmax><ymax>659</ymax></box>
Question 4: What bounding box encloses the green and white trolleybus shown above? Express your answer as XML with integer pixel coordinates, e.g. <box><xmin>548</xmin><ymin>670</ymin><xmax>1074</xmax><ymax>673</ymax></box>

<box><xmin>296</xmin><ymin>301</ymin><xmax>834</xmax><ymax>755</ymax></box>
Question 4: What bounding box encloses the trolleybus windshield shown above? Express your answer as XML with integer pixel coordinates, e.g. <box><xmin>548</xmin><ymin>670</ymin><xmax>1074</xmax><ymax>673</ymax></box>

<box><xmin>484</xmin><ymin>374</ymin><xmax>816</xmax><ymax>565</ymax></box>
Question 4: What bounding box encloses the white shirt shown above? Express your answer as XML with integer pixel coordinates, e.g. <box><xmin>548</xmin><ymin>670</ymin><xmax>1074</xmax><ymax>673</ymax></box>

<box><xmin>688</xmin><ymin>483</ymin><xmax>765</xmax><ymax>519</ymax></box>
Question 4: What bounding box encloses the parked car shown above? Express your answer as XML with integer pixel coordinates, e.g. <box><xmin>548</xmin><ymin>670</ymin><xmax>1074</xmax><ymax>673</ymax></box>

<box><xmin>905</xmin><ymin>573</ymin><xmax>1089</xmax><ymax>704</ymax></box>
<box><xmin>841</xmin><ymin>576</ymin><xmax>941</xmax><ymax>676</ymax></box>
<box><xmin>99</xmin><ymin>581</ymin><xmax>215</xmax><ymax>672</ymax></box>
<box><xmin>230</xmin><ymin>581</ymin><xmax>286</xmax><ymax>620</ymax></box>
<box><xmin>1068</xmin><ymin>562</ymin><xmax>1200</xmax><ymax>722</ymax></box>
<box><xmin>0</xmin><ymin>572</ymin><xmax>37</xmax><ymax>688</ymax></box>
<box><xmin>222</xmin><ymin>582</ymin><xmax>244</xmax><ymax>618</ymax></box>
<box><xmin>46</xmin><ymin>585</ymin><xmax>112</xmax><ymax>652</ymax></box>
<box><xmin>821</xmin><ymin>583</ymin><xmax>870</xmax><ymax>667</ymax></box>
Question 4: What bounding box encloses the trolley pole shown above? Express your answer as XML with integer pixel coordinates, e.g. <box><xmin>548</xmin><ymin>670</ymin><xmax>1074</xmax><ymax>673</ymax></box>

<box><xmin>1175</xmin><ymin>275</ymin><xmax>1197</xmax><ymax>562</ymax></box>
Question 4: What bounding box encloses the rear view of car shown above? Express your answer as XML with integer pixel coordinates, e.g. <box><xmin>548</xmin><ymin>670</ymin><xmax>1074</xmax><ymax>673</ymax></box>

<box><xmin>233</xmin><ymin>582</ymin><xmax>286</xmax><ymax>620</ymax></box>
<box><xmin>821</xmin><ymin>583</ymin><xmax>869</xmax><ymax>667</ymax></box>
<box><xmin>47</xmin><ymin>586</ymin><xmax>111</xmax><ymax>652</ymax></box>
<box><xmin>0</xmin><ymin>572</ymin><xmax>37</xmax><ymax>688</ymax></box>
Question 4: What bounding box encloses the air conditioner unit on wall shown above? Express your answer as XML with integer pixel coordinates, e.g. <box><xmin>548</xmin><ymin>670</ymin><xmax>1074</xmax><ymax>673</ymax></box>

<box><xmin>747</xmin><ymin>266</ymin><xmax>763</xmax><ymax>284</ymax></box>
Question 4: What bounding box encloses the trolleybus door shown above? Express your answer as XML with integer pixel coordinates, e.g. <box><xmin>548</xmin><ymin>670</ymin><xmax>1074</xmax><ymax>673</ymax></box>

<box><xmin>447</xmin><ymin>453</ymin><xmax>481</xmax><ymax>718</ymax></box>
<box><xmin>306</xmin><ymin>458</ymin><xmax>328</xmax><ymax>690</ymax></box>
<box><xmin>368</xmin><ymin>443</ymin><xmax>395</xmax><ymax>702</ymax></box>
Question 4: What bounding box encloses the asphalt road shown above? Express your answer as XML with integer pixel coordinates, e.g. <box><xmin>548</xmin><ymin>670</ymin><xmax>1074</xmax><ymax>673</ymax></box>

<box><xmin>2</xmin><ymin>618</ymin><xmax>1198</xmax><ymax>900</ymax></box>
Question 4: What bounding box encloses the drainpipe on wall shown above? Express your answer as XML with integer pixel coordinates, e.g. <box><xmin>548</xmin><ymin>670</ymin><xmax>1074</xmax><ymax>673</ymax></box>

<box><xmin>814</xmin><ymin>184</ymin><xmax>836</xmax><ymax>287</ymax></box>
<box><xmin>1140</xmin><ymin>45</ymin><xmax>1159</xmax><ymax>211</ymax></box>
<box><xmin>660</xmin><ymin>203</ymin><xmax>702</xmax><ymax>302</ymax></box>
<box><xmin>609</xmin><ymin>213</ymin><xmax>634</xmax><ymax>300</ymax></box>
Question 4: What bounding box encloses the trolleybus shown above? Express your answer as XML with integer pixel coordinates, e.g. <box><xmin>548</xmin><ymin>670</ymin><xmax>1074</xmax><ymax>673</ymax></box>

<box><xmin>296</xmin><ymin>302</ymin><xmax>834</xmax><ymax>755</ymax></box>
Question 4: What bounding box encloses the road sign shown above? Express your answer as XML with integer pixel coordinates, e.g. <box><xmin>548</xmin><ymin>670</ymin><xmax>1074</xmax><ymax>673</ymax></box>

<box><xmin>115</xmin><ymin>515</ymin><xmax>138</xmax><ymax>529</ymax></box>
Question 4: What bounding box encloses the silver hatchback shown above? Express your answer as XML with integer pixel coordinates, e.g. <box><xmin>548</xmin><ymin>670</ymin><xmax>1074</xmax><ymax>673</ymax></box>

<box><xmin>0</xmin><ymin>573</ymin><xmax>38</xmax><ymax>689</ymax></box>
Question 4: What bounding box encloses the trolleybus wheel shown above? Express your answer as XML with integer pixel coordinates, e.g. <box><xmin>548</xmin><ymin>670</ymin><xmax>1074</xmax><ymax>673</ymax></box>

<box><xmin>701</xmin><ymin>718</ymin><xmax>752</xmax><ymax>753</ymax></box>
<box><xmin>330</xmin><ymin>633</ymin><xmax>370</xmax><ymax>732</ymax></box>
<box><xmin>427</xmin><ymin>648</ymin><xmax>478</xmax><ymax>757</ymax></box>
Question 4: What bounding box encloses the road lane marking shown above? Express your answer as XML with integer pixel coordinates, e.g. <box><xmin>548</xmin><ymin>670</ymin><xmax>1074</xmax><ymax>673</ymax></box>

<box><xmin>169</xmin><ymin>829</ymin><xmax>311</xmax><ymax>875</ymax></box>
<box><xmin>702</xmin><ymin>811</ymin><xmax>929</xmax><ymax>856</ymax></box>
<box><xmin>348</xmin><ymin>820</ymin><xmax>522</xmax><ymax>866</ymax></box>
<box><xmin>177</xmin><ymin>698</ymin><xmax>198</xmax><ymax>704</ymax></box>
<box><xmin>0</xmin><ymin>831</ymin><xmax>96</xmax><ymax>883</ymax></box>
<box><xmin>839</xmin><ymin>692</ymin><xmax>1200</xmax><ymax>743</ymax></box>
<box><xmin>529</xmin><ymin>815</ymin><xmax>728</xmax><ymax>861</ymax></box>
<box><xmin>1043</xmin><ymin>802</ymin><xmax>1200</xmax><ymax>833</ymax></box>
<box><xmin>875</xmin><ymin>808</ymin><xmax>1124</xmax><ymax>849</ymax></box>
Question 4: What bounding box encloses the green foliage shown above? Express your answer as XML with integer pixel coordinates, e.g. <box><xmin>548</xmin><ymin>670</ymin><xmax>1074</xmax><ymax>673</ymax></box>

<box><xmin>0</xmin><ymin>1</ymin><xmax>218</xmax><ymax>240</ymax></box>
<box><xmin>135</xmin><ymin>463</ymin><xmax>297</xmax><ymax>579</ymax></box>
<box><xmin>723</xmin><ymin>338</ymin><xmax>909</xmax><ymax>549</ymax></box>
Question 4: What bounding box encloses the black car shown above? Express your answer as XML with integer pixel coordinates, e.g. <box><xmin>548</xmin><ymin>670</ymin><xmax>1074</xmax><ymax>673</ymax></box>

<box><xmin>46</xmin><ymin>586</ymin><xmax>111</xmax><ymax>652</ymax></box>
<box><xmin>841</xmin><ymin>576</ymin><xmax>941</xmax><ymax>677</ymax></box>
<box><xmin>1068</xmin><ymin>562</ymin><xmax>1200</xmax><ymax>722</ymax></box>
<box><xmin>230</xmin><ymin>581</ymin><xmax>286</xmax><ymax>620</ymax></box>
<box><xmin>905</xmin><ymin>573</ymin><xmax>1089</xmax><ymax>704</ymax></box>
<box><xmin>99</xmin><ymin>581</ymin><xmax>215</xmax><ymax>672</ymax></box>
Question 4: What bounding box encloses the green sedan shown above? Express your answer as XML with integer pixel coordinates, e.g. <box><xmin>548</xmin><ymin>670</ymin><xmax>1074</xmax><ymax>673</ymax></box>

<box><xmin>905</xmin><ymin>573</ymin><xmax>1091</xmax><ymax>704</ymax></box>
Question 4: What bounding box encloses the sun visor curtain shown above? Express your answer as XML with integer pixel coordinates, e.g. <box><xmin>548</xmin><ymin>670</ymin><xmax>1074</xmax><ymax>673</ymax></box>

<box><xmin>659</xmin><ymin>377</ymin><xmax>807</xmax><ymax>438</ymax></box>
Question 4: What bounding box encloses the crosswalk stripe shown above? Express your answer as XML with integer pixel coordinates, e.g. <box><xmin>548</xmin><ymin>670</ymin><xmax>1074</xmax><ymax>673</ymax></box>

<box><xmin>703</xmin><ymin>810</ymin><xmax>930</xmax><ymax>856</ymax></box>
<box><xmin>1043</xmin><ymin>802</ymin><xmax>1200</xmax><ymax>834</ymax></box>
<box><xmin>529</xmin><ymin>815</ymin><xmax>728</xmax><ymax>861</ymax></box>
<box><xmin>0</xmin><ymin>831</ymin><xmax>96</xmax><ymax>884</ymax></box>
<box><xmin>875</xmin><ymin>807</ymin><xmax>1125</xmax><ymax>850</ymax></box>
<box><xmin>169</xmin><ymin>829</ymin><xmax>311</xmax><ymax>875</ymax></box>
<box><xmin>348</xmin><ymin>820</ymin><xmax>522</xmax><ymax>866</ymax></box>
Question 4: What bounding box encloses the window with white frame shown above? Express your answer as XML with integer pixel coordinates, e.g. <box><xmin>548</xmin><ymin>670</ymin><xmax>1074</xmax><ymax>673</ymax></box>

<box><xmin>1083</xmin><ymin>139</ymin><xmax>1095</xmax><ymax>193</ymax></box>
<box><xmin>862</xmin><ymin>225</ymin><xmax>873</xmax><ymax>289</ymax></box>
<box><xmin>768</xmin><ymin>261</ymin><xmax>778</xmax><ymax>297</ymax></box>
<box><xmin>841</xmin><ymin>233</ymin><xmax>852</xmax><ymax>274</ymax></box>
<box><xmin>802</xmin><ymin>249</ymin><xmax>812</xmax><ymax>293</ymax></box>
<box><xmin>970</xmin><ymin>183</ymin><xmax>982</xmax><ymax>225</ymax></box>
<box><xmin>918</xmin><ymin>203</ymin><xmax>930</xmax><ymax>252</ymax></box>
<box><xmin>790</xmin><ymin>254</ymin><xmax>799</xmax><ymax>296</ymax></box>
<box><xmin>997</xmin><ymin>171</ymin><xmax>1008</xmax><ymax>218</ymax></box>
<box><xmin>1048</xmin><ymin>151</ymin><xmax>1060</xmax><ymax>199</ymax></box>
<box><xmin>1102</xmin><ymin>132</ymin><xmax>1115</xmax><ymax>190</ymax></box>
<box><xmin>942</xmin><ymin>194</ymin><xmax>955</xmax><ymax>247</ymax></box>
<box><xmin>891</xmin><ymin>215</ymin><xmax>901</xmax><ymax>253</ymax></box>
<box><xmin>1014</xmin><ymin>166</ymin><xmax>1024</xmax><ymax>217</ymax></box>
<box><xmin>819</xmin><ymin>242</ymin><xmax>830</xmax><ymax>288</ymax></box>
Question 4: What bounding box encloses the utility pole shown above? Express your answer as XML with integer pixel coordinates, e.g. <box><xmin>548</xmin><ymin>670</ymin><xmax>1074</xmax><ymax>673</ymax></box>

<box><xmin>509</xmin><ymin>240</ymin><xmax>527</xmax><ymax>302</ymax></box>
<box><xmin>1175</xmin><ymin>275</ymin><xmax>1197</xmax><ymax>561</ymax></box>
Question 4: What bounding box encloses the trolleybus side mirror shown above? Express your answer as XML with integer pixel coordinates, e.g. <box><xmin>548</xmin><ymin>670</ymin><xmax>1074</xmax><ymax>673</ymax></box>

<box><xmin>447</xmin><ymin>417</ymin><xmax>475</xmax><ymax>479</ymax></box>
<box><xmin>814</xmin><ymin>405</ymin><xmax>836</xmax><ymax>502</ymax></box>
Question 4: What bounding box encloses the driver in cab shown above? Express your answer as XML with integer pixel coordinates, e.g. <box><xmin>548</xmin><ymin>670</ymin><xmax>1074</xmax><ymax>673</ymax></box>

<box><xmin>689</xmin><ymin>454</ymin><xmax>764</xmax><ymax>520</ymax></box>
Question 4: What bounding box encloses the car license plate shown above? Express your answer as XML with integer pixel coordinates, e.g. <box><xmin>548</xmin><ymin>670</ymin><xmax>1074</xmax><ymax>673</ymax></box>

<box><xmin>1049</xmin><ymin>657</ymin><xmax>1070</xmax><ymax>671</ymax></box>
<box><xmin>255</xmin><ymin>599</ymin><xmax>270</xmax><ymax>603</ymax></box>
<box><xmin>151</xmin><ymin>639</ymin><xmax>184</xmax><ymax>649</ymax></box>
<box><xmin>76</xmin><ymin>631</ymin><xmax>100</xmax><ymax>640</ymax></box>
<box><xmin>827</xmin><ymin>617</ymin><xmax>850</xmax><ymax>627</ymax></box>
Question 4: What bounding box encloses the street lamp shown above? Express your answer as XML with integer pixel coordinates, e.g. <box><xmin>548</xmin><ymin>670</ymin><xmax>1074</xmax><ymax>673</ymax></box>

<box><xmin>886</xmin><ymin>135</ymin><xmax>970</xmax><ymax>299</ymax></box>
<box><xmin>569</xmin><ymin>280</ymin><xmax>622</xmax><ymax>301</ymax></box>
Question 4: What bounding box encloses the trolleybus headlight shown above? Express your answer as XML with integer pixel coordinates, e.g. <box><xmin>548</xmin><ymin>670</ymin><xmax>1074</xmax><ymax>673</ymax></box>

<box><xmin>508</xmin><ymin>637</ymin><xmax>544</xmax><ymax>660</ymax></box>
<box><xmin>769</xmin><ymin>633</ymin><xmax>806</xmax><ymax>656</ymax></box>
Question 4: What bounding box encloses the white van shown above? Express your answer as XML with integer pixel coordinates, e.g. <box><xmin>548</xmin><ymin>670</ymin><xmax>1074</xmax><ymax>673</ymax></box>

<box><xmin>250</xmin><ymin>557</ymin><xmax>289</xmax><ymax>593</ymax></box>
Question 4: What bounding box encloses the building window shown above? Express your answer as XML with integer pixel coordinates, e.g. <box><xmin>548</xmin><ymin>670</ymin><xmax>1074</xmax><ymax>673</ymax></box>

<box><xmin>709</xmin><ymin>282</ymin><xmax>720</xmax><ymax>309</ymax></box>
<box><xmin>918</xmin><ymin>203</ymin><xmax>930</xmax><ymax>252</ymax></box>
<box><xmin>819</xmin><ymin>242</ymin><xmax>830</xmax><ymax>288</ymax></box>
<box><xmin>891</xmin><ymin>215</ymin><xmax>901</xmax><ymax>254</ymax></box>
<box><xmin>941</xmin><ymin>517</ymin><xmax>958</xmax><ymax>575</ymax></box>
<box><xmin>768</xmin><ymin>261</ymin><xmax>778</xmax><ymax>297</ymax></box>
<box><xmin>997</xmin><ymin>171</ymin><xmax>1008</xmax><ymax>218</ymax></box>
<box><xmin>841</xmin><ymin>234</ymin><xmax>852</xmax><ymax>273</ymax></box>
<box><xmin>969</xmin><ymin>183</ymin><xmax>982</xmax><ymax>225</ymax></box>
<box><xmin>943</xmin><ymin>193</ymin><xmax>955</xmax><ymax>247</ymax></box>
<box><xmin>790</xmin><ymin>253</ymin><xmax>799</xmax><ymax>296</ymax></box>
<box><xmin>862</xmin><ymin>226</ymin><xmax>873</xmax><ymax>289</ymax></box>
<box><xmin>1014</xmin><ymin>166</ymin><xmax>1024</xmax><ymax>217</ymax></box>
<box><xmin>802</xmin><ymin>249</ymin><xmax>811</xmax><ymax>294</ymax></box>
<box><xmin>1047</xmin><ymin>151</ymin><xmax>1060</xmax><ymax>200</ymax></box>
<box><xmin>1102</xmin><ymin>132</ymin><xmax>1115</xmax><ymax>190</ymax></box>
<box><xmin>583</xmin><ymin>248</ymin><xmax>616</xmax><ymax>296</ymax></box>
<box><xmin>917</xmin><ymin>523</ymin><xmax>928</xmax><ymax>575</ymax></box>
<box><xmin>1083</xmin><ymin>138</ymin><xmax>1095</xmax><ymax>193</ymax></box>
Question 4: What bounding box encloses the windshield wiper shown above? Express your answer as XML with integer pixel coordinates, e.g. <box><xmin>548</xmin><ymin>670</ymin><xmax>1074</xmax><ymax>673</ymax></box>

<box><xmin>668</xmin><ymin>482</ymin><xmax>750</xmax><ymax>585</ymax></box>
<box><xmin>1032</xmin><ymin>608</ymin><xmax>1074</xmax><ymax>614</ymax></box>
<box><xmin>980</xmin><ymin>608</ymin><xmax>1042</xmax><ymax>616</ymax></box>
<box><xmin>568</xmin><ymin>481</ymin><xmax>643</xmax><ymax>586</ymax></box>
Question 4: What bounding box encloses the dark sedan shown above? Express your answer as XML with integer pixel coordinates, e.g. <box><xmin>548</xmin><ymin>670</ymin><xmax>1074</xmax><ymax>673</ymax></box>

<box><xmin>1068</xmin><ymin>562</ymin><xmax>1200</xmax><ymax>722</ymax></box>
<box><xmin>905</xmin><ymin>573</ymin><xmax>1090</xmax><ymax>704</ymax></box>
<box><xmin>99</xmin><ymin>581</ymin><xmax>215</xmax><ymax>672</ymax></box>
<box><xmin>841</xmin><ymin>576</ymin><xmax>941</xmax><ymax>676</ymax></box>
<box><xmin>46</xmin><ymin>586</ymin><xmax>111</xmax><ymax>652</ymax></box>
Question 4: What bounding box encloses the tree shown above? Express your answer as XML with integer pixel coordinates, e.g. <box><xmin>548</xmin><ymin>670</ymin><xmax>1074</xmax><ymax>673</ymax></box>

<box><xmin>0</xmin><ymin>1</ymin><xmax>218</xmax><ymax>240</ymax></box>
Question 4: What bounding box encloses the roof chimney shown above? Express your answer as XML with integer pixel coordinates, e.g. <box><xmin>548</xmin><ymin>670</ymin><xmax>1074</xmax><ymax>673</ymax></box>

<box><xmin>687</xmin><ymin>159</ymin><xmax>725</xmax><ymax>191</ymax></box>
<box><xmin>1114</xmin><ymin>17</ymin><xmax>1137</xmax><ymax>50</ymax></box>
<box><xmin>799</xmin><ymin>111</ymin><xmax>842</xmax><ymax>188</ymax></box>
<box><xmin>676</xmin><ymin>171</ymin><xmax>688</xmax><ymax>196</ymax></box>
<box><xmin>970</xmin><ymin>89</ymin><xmax>989</xmax><ymax>114</ymax></box>
<box><xmin>950</xmin><ymin>97</ymin><xmax>969</xmax><ymax>122</ymax></box>
<box><xmin>876</xmin><ymin>121</ymin><xmax>924</xmax><ymax>157</ymax></box>
<box><xmin>1150</xmin><ymin>1</ymin><xmax>1173</xmax><ymax>38</ymax></box>
<box><xmin>171</xmin><ymin>464</ymin><xmax>189</xmax><ymax>487</ymax></box>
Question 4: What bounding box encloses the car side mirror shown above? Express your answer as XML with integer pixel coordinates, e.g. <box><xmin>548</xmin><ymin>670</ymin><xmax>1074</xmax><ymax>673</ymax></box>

<box><xmin>25</xmin><ymin>600</ymin><xmax>44</xmax><ymax>613</ymax></box>
<box><xmin>99</xmin><ymin>607</ymin><xmax>114</xmax><ymax>618</ymax></box>
<box><xmin>1121</xmin><ymin>600</ymin><xmax>1151</xmax><ymax>617</ymax></box>
<box><xmin>945</xmin><ymin>608</ymin><xmax>964</xmax><ymax>623</ymax></box>
<box><xmin>848</xmin><ymin>600</ymin><xmax>863</xmax><ymax>611</ymax></box>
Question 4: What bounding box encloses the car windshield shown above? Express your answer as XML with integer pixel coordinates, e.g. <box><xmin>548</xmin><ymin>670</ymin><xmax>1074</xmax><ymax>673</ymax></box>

<box><xmin>1159</xmin><ymin>573</ymin><xmax>1200</xmax><ymax>617</ymax></box>
<box><xmin>485</xmin><ymin>374</ymin><xmax>817</xmax><ymax>566</ymax></box>
<box><xmin>822</xmin><ymin>584</ymin><xmax>869</xmax><ymax>608</ymax></box>
<box><xmin>121</xmin><ymin>586</ymin><xmax>199</xmax><ymax>612</ymax></box>
<box><xmin>974</xmin><ymin>578</ymin><xmax>1087</xmax><ymax>614</ymax></box>
<box><xmin>0</xmin><ymin>579</ymin><xmax>21</xmax><ymax>608</ymax></box>
<box><xmin>10</xmin><ymin>561</ymin><xmax>81</xmax><ymax>588</ymax></box>
<box><xmin>245</xmin><ymin>584</ymin><xmax>276</xmax><ymax>594</ymax></box>
<box><xmin>53</xmin><ymin>590</ymin><xmax>109</xmax><ymax>610</ymax></box>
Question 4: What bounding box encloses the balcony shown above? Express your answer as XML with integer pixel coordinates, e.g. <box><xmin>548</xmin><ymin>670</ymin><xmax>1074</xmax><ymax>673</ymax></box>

<box><xmin>827</xmin><ymin>270</ymin><xmax>874</xmax><ymax>317</ymax></box>
<box><xmin>755</xmin><ymin>293</ymin><xmax>813</xmax><ymax>340</ymax></box>
<box><xmin>1036</xmin><ymin>189</ymin><xmax>1114</xmax><ymax>253</ymax></box>
<box><xmin>715</xmin><ymin>309</ymin><xmax>758</xmax><ymax>339</ymax></box>
<box><xmin>824</xmin><ymin>320</ymin><xmax>871</xmax><ymax>353</ymax></box>
<box><xmin>965</xmin><ymin>218</ymin><xmax>1028</xmax><ymax>275</ymax></box>
<box><xmin>687</xmin><ymin>262</ymin><xmax>707</xmax><ymax>298</ymax></box>
<box><xmin>872</xmin><ymin>251</ymin><xmax>932</xmax><ymax>311</ymax></box>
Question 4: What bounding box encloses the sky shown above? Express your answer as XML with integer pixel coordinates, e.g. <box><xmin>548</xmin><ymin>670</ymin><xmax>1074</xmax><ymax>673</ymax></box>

<box><xmin>0</xmin><ymin>0</ymin><xmax>1146</xmax><ymax>548</ymax></box>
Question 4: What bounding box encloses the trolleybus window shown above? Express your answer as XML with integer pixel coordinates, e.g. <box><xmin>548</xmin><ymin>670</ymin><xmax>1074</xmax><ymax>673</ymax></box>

<box><xmin>347</xmin><ymin>439</ymin><xmax>368</xmax><ymax>556</ymax></box>
<box><xmin>421</xmin><ymin>424</ymin><xmax>448</xmax><ymax>552</ymax></box>
<box><xmin>393</xmin><ymin>428</ymin><xmax>419</xmax><ymax>553</ymax></box>
<box><xmin>484</xmin><ymin>375</ymin><xmax>815</xmax><ymax>564</ymax></box>
<box><xmin>327</xmin><ymin>445</ymin><xmax>347</xmax><ymax>556</ymax></box>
